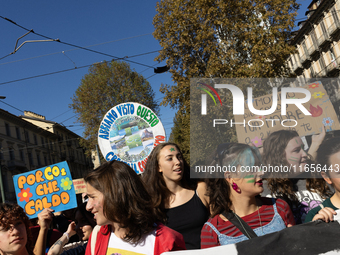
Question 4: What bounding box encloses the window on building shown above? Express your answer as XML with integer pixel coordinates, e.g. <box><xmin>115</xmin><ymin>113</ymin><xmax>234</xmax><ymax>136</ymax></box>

<box><xmin>34</xmin><ymin>134</ymin><xmax>37</xmax><ymax>145</ymax></box>
<box><xmin>37</xmin><ymin>154</ymin><xmax>41</xmax><ymax>166</ymax></box>
<box><xmin>25</xmin><ymin>131</ymin><xmax>30</xmax><ymax>143</ymax></box>
<box><xmin>41</xmin><ymin>137</ymin><xmax>45</xmax><ymax>148</ymax></box>
<box><xmin>319</xmin><ymin>56</ymin><xmax>326</xmax><ymax>70</ymax></box>
<box><xmin>16</xmin><ymin>127</ymin><xmax>21</xmax><ymax>140</ymax></box>
<box><xmin>310</xmin><ymin>64</ymin><xmax>315</xmax><ymax>77</ymax></box>
<box><xmin>9</xmin><ymin>148</ymin><xmax>15</xmax><ymax>161</ymax></box>
<box><xmin>289</xmin><ymin>57</ymin><xmax>294</xmax><ymax>68</ymax></box>
<box><xmin>320</xmin><ymin>21</ymin><xmax>328</xmax><ymax>35</ymax></box>
<box><xmin>5</xmin><ymin>123</ymin><xmax>11</xmax><ymax>137</ymax></box>
<box><xmin>332</xmin><ymin>7</ymin><xmax>340</xmax><ymax>24</ymax></box>
<box><xmin>28</xmin><ymin>152</ymin><xmax>33</xmax><ymax>166</ymax></box>
<box><xmin>311</xmin><ymin>30</ymin><xmax>317</xmax><ymax>45</ymax></box>
<box><xmin>330</xmin><ymin>47</ymin><xmax>336</xmax><ymax>61</ymax></box>
<box><xmin>302</xmin><ymin>41</ymin><xmax>308</xmax><ymax>55</ymax></box>
<box><xmin>20</xmin><ymin>150</ymin><xmax>24</xmax><ymax>161</ymax></box>
<box><xmin>44</xmin><ymin>155</ymin><xmax>47</xmax><ymax>166</ymax></box>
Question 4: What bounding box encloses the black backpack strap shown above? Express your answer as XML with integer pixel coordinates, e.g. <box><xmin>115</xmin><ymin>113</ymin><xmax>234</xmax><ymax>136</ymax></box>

<box><xmin>222</xmin><ymin>211</ymin><xmax>258</xmax><ymax>239</ymax></box>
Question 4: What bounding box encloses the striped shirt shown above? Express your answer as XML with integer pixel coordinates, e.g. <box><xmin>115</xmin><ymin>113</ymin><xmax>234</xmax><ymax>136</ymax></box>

<box><xmin>200</xmin><ymin>197</ymin><xmax>295</xmax><ymax>249</ymax></box>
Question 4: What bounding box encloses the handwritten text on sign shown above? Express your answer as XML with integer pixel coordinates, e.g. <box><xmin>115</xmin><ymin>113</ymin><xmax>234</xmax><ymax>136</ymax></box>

<box><xmin>13</xmin><ymin>161</ymin><xmax>77</xmax><ymax>219</ymax></box>
<box><xmin>234</xmin><ymin>81</ymin><xmax>340</xmax><ymax>147</ymax></box>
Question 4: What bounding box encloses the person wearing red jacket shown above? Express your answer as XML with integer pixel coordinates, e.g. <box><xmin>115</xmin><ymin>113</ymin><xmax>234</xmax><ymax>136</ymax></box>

<box><xmin>84</xmin><ymin>160</ymin><xmax>186</xmax><ymax>255</ymax></box>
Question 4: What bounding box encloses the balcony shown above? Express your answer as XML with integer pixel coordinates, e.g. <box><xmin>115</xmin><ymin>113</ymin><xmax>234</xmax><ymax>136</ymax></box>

<box><xmin>328</xmin><ymin>21</ymin><xmax>340</xmax><ymax>36</ymax></box>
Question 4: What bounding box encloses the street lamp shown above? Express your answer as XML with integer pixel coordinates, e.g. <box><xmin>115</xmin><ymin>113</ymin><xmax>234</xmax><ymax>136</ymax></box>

<box><xmin>0</xmin><ymin>96</ymin><xmax>6</xmax><ymax>99</ymax></box>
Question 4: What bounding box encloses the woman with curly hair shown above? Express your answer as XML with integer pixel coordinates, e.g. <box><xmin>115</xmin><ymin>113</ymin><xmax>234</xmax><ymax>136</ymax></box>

<box><xmin>141</xmin><ymin>142</ymin><xmax>209</xmax><ymax>250</ymax></box>
<box><xmin>262</xmin><ymin>128</ymin><xmax>331</xmax><ymax>224</ymax></box>
<box><xmin>201</xmin><ymin>143</ymin><xmax>294</xmax><ymax>248</ymax></box>
<box><xmin>84</xmin><ymin>160</ymin><xmax>186</xmax><ymax>255</ymax></box>
<box><xmin>0</xmin><ymin>203</ymin><xmax>34</xmax><ymax>255</ymax></box>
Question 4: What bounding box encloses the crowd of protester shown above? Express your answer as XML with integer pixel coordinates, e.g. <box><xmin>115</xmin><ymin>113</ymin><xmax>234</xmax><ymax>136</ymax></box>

<box><xmin>1</xmin><ymin>126</ymin><xmax>340</xmax><ymax>254</ymax></box>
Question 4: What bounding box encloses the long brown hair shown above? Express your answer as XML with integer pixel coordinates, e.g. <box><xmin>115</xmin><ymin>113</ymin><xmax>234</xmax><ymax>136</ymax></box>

<box><xmin>0</xmin><ymin>203</ymin><xmax>34</xmax><ymax>255</ymax></box>
<box><xmin>262</xmin><ymin>130</ymin><xmax>329</xmax><ymax>201</ymax></box>
<box><xmin>84</xmin><ymin>160</ymin><xmax>160</xmax><ymax>243</ymax></box>
<box><xmin>141</xmin><ymin>142</ymin><xmax>196</xmax><ymax>222</ymax></box>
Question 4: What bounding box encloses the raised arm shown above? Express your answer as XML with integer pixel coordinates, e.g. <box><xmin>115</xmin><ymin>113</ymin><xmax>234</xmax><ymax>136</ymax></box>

<box><xmin>47</xmin><ymin>221</ymin><xmax>77</xmax><ymax>255</ymax></box>
<box><xmin>308</xmin><ymin>125</ymin><xmax>326</xmax><ymax>159</ymax></box>
<box><xmin>34</xmin><ymin>208</ymin><xmax>54</xmax><ymax>255</ymax></box>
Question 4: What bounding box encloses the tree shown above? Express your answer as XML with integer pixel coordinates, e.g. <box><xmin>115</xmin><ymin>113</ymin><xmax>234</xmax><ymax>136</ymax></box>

<box><xmin>153</xmin><ymin>0</ymin><xmax>299</xmax><ymax>164</ymax></box>
<box><xmin>70</xmin><ymin>60</ymin><xmax>159</xmax><ymax>156</ymax></box>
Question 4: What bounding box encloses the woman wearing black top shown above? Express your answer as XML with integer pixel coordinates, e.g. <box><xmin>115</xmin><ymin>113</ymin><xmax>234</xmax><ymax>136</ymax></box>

<box><xmin>142</xmin><ymin>142</ymin><xmax>210</xmax><ymax>249</ymax></box>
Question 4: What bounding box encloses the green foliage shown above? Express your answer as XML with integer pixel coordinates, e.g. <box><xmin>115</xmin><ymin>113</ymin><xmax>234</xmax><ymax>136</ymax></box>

<box><xmin>153</xmin><ymin>0</ymin><xmax>299</xmax><ymax>164</ymax></box>
<box><xmin>70</xmin><ymin>61</ymin><xmax>159</xmax><ymax>156</ymax></box>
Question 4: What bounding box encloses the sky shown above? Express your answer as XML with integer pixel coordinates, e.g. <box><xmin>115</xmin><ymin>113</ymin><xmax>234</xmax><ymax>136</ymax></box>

<box><xmin>0</xmin><ymin>1</ymin><xmax>175</xmax><ymax>139</ymax></box>
<box><xmin>0</xmin><ymin>0</ymin><xmax>310</xmax><ymax>140</ymax></box>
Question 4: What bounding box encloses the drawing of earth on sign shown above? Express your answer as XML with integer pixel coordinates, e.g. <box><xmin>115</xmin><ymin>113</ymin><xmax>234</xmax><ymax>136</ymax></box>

<box><xmin>109</xmin><ymin>116</ymin><xmax>154</xmax><ymax>163</ymax></box>
<box><xmin>98</xmin><ymin>102</ymin><xmax>166</xmax><ymax>173</ymax></box>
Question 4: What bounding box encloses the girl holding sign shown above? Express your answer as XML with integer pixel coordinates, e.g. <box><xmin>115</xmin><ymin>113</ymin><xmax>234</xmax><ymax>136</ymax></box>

<box><xmin>200</xmin><ymin>143</ymin><xmax>295</xmax><ymax>248</ymax></box>
<box><xmin>84</xmin><ymin>160</ymin><xmax>186</xmax><ymax>255</ymax></box>
<box><xmin>261</xmin><ymin>128</ymin><xmax>331</xmax><ymax>224</ymax></box>
<box><xmin>141</xmin><ymin>142</ymin><xmax>210</xmax><ymax>250</ymax></box>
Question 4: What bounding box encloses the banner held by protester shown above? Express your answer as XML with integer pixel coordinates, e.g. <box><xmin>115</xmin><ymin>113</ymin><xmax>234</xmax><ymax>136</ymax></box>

<box><xmin>12</xmin><ymin>161</ymin><xmax>77</xmax><ymax>219</ymax></box>
<box><xmin>235</xmin><ymin>81</ymin><xmax>340</xmax><ymax>147</ymax></box>
<box><xmin>73</xmin><ymin>178</ymin><xmax>86</xmax><ymax>194</ymax></box>
<box><xmin>98</xmin><ymin>102</ymin><xmax>166</xmax><ymax>174</ymax></box>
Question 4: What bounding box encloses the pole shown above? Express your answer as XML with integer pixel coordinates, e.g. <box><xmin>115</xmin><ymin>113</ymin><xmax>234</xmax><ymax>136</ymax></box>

<box><xmin>96</xmin><ymin>144</ymin><xmax>101</xmax><ymax>166</ymax></box>
<box><xmin>0</xmin><ymin>165</ymin><xmax>5</xmax><ymax>203</ymax></box>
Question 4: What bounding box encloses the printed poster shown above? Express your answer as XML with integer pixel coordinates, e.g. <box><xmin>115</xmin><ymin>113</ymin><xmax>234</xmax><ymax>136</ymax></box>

<box><xmin>98</xmin><ymin>102</ymin><xmax>166</xmax><ymax>174</ymax></box>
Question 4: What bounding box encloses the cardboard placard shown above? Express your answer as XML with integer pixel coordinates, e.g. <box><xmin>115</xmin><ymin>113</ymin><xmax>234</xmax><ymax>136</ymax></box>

<box><xmin>235</xmin><ymin>81</ymin><xmax>340</xmax><ymax>146</ymax></box>
<box><xmin>73</xmin><ymin>178</ymin><xmax>87</xmax><ymax>194</ymax></box>
<box><xmin>12</xmin><ymin>161</ymin><xmax>77</xmax><ymax>218</ymax></box>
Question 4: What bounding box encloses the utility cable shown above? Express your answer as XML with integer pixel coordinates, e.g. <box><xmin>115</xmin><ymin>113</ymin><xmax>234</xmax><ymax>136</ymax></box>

<box><xmin>0</xmin><ymin>16</ymin><xmax>155</xmax><ymax>69</ymax></box>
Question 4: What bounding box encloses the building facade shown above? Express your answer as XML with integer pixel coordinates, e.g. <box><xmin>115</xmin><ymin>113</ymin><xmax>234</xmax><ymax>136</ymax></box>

<box><xmin>0</xmin><ymin>109</ymin><xmax>92</xmax><ymax>203</ymax></box>
<box><xmin>288</xmin><ymin>0</ymin><xmax>340</xmax><ymax>80</ymax></box>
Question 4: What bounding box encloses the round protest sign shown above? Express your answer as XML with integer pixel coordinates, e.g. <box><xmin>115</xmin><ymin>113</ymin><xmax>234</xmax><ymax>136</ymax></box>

<box><xmin>98</xmin><ymin>102</ymin><xmax>166</xmax><ymax>174</ymax></box>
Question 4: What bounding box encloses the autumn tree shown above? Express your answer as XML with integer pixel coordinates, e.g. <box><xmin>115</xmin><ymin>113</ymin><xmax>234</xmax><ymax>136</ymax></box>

<box><xmin>153</xmin><ymin>0</ymin><xmax>299</xmax><ymax>164</ymax></box>
<box><xmin>71</xmin><ymin>60</ymin><xmax>159</xmax><ymax>156</ymax></box>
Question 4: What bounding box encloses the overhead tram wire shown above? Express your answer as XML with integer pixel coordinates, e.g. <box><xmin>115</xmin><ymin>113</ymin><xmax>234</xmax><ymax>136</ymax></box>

<box><xmin>0</xmin><ymin>49</ymin><xmax>161</xmax><ymax>86</ymax></box>
<box><xmin>0</xmin><ymin>11</ymin><xmax>333</xmax><ymax>63</ymax></box>
<box><xmin>0</xmin><ymin>16</ymin><xmax>155</xmax><ymax>69</ymax></box>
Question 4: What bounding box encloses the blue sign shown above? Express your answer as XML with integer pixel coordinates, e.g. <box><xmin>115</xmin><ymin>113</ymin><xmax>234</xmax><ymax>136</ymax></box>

<box><xmin>12</xmin><ymin>161</ymin><xmax>77</xmax><ymax>219</ymax></box>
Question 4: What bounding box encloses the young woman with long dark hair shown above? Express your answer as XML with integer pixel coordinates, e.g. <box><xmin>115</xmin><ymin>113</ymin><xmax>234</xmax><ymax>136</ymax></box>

<box><xmin>262</xmin><ymin>129</ymin><xmax>331</xmax><ymax>224</ymax></box>
<box><xmin>142</xmin><ymin>142</ymin><xmax>209</xmax><ymax>250</ymax></box>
